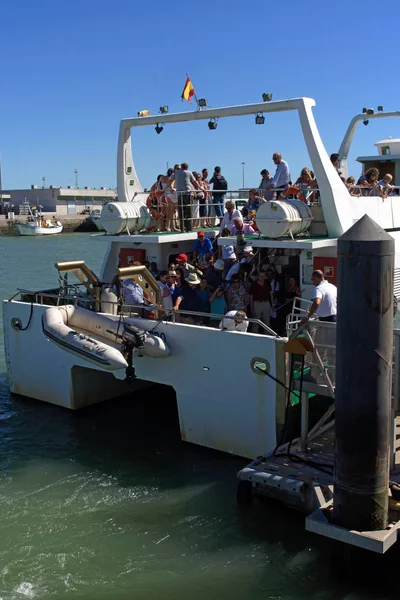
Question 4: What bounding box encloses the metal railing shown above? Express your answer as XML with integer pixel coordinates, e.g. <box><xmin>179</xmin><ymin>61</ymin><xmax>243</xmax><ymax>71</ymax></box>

<box><xmin>9</xmin><ymin>288</ymin><xmax>280</xmax><ymax>337</ymax></box>
<box><xmin>131</xmin><ymin>188</ymin><xmax>307</xmax><ymax>232</ymax></box>
<box><xmin>286</xmin><ymin>297</ymin><xmax>400</xmax><ymax>453</ymax></box>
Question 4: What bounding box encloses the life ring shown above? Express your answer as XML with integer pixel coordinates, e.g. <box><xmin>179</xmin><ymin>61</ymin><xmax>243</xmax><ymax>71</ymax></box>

<box><xmin>146</xmin><ymin>189</ymin><xmax>168</xmax><ymax>220</ymax></box>
<box><xmin>278</xmin><ymin>186</ymin><xmax>307</xmax><ymax>203</ymax></box>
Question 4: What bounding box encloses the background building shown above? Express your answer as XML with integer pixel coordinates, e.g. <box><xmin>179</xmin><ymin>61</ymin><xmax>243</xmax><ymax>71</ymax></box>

<box><xmin>1</xmin><ymin>186</ymin><xmax>117</xmax><ymax>214</ymax></box>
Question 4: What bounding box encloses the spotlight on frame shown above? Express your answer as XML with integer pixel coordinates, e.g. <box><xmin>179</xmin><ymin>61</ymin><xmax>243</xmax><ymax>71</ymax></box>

<box><xmin>198</xmin><ymin>98</ymin><xmax>207</xmax><ymax>107</ymax></box>
<box><xmin>366</xmin><ymin>108</ymin><xmax>374</xmax><ymax>115</ymax></box>
<box><xmin>159</xmin><ymin>106</ymin><xmax>168</xmax><ymax>114</ymax></box>
<box><xmin>362</xmin><ymin>108</ymin><xmax>367</xmax><ymax>114</ymax></box>
<box><xmin>255</xmin><ymin>113</ymin><xmax>265</xmax><ymax>125</ymax></box>
<box><xmin>262</xmin><ymin>93</ymin><xmax>272</xmax><ymax>102</ymax></box>
<box><xmin>155</xmin><ymin>124</ymin><xmax>164</xmax><ymax>134</ymax></box>
<box><xmin>377</xmin><ymin>106</ymin><xmax>384</xmax><ymax>112</ymax></box>
<box><xmin>363</xmin><ymin>119</ymin><xmax>369</xmax><ymax>126</ymax></box>
<box><xmin>208</xmin><ymin>119</ymin><xmax>218</xmax><ymax>130</ymax></box>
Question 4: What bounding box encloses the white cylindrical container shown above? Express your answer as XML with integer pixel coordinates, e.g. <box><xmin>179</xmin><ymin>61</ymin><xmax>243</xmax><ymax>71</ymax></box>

<box><xmin>100</xmin><ymin>202</ymin><xmax>151</xmax><ymax>235</ymax></box>
<box><xmin>256</xmin><ymin>199</ymin><xmax>313</xmax><ymax>238</ymax></box>
<box><xmin>100</xmin><ymin>286</ymin><xmax>118</xmax><ymax>315</ymax></box>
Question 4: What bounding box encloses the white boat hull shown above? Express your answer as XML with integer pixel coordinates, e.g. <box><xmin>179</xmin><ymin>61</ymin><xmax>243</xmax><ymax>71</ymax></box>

<box><xmin>13</xmin><ymin>223</ymin><xmax>63</xmax><ymax>236</ymax></box>
<box><xmin>3</xmin><ymin>299</ymin><xmax>286</xmax><ymax>458</ymax></box>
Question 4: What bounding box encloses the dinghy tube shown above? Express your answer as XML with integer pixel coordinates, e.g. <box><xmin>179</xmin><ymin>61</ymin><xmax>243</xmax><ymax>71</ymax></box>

<box><xmin>42</xmin><ymin>305</ymin><xmax>170</xmax><ymax>370</ymax></box>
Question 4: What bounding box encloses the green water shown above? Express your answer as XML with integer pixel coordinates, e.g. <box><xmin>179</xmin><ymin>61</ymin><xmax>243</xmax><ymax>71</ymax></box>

<box><xmin>0</xmin><ymin>234</ymin><xmax>392</xmax><ymax>599</ymax></box>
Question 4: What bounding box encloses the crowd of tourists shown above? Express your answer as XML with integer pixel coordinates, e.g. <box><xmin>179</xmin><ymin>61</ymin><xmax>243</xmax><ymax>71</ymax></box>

<box><xmin>145</xmin><ymin>151</ymin><xmax>396</xmax><ymax>236</ymax></box>
<box><xmin>145</xmin><ymin>153</ymin><xmax>297</xmax><ymax>234</ymax></box>
<box><xmin>121</xmin><ymin>232</ymin><xmax>338</xmax><ymax>334</ymax></box>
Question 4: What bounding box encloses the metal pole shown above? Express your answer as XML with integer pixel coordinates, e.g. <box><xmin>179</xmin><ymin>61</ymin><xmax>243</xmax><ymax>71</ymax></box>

<box><xmin>74</xmin><ymin>169</ymin><xmax>78</xmax><ymax>188</ymax></box>
<box><xmin>241</xmin><ymin>162</ymin><xmax>245</xmax><ymax>189</ymax></box>
<box><xmin>333</xmin><ymin>214</ymin><xmax>394</xmax><ymax>531</ymax></box>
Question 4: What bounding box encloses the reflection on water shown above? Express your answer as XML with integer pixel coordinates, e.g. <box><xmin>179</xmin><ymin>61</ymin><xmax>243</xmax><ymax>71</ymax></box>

<box><xmin>0</xmin><ymin>234</ymin><xmax>397</xmax><ymax>598</ymax></box>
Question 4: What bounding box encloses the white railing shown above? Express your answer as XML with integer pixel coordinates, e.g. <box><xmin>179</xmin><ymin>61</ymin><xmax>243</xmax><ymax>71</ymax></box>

<box><xmin>10</xmin><ymin>288</ymin><xmax>280</xmax><ymax>337</ymax></box>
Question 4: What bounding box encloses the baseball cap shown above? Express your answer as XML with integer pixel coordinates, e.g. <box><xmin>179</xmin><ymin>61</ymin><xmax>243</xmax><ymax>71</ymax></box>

<box><xmin>198</xmin><ymin>230</ymin><xmax>205</xmax><ymax>237</ymax></box>
<box><xmin>176</xmin><ymin>254</ymin><xmax>188</xmax><ymax>262</ymax></box>
<box><xmin>214</xmin><ymin>259</ymin><xmax>224</xmax><ymax>270</ymax></box>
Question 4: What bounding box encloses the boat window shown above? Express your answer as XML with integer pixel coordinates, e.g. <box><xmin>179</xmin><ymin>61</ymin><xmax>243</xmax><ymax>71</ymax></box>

<box><xmin>250</xmin><ymin>357</ymin><xmax>270</xmax><ymax>374</ymax></box>
<box><xmin>381</xmin><ymin>146</ymin><xmax>390</xmax><ymax>156</ymax></box>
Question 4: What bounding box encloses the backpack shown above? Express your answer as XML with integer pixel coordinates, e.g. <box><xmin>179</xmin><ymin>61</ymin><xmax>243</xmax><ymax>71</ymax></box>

<box><xmin>214</xmin><ymin>176</ymin><xmax>228</xmax><ymax>191</ymax></box>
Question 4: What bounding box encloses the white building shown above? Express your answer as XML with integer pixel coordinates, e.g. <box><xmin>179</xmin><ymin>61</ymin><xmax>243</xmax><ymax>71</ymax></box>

<box><xmin>1</xmin><ymin>186</ymin><xmax>117</xmax><ymax>214</ymax></box>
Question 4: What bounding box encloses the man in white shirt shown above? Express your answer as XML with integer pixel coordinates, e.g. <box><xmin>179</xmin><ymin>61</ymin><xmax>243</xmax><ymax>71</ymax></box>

<box><xmin>157</xmin><ymin>270</ymin><xmax>173</xmax><ymax>312</ymax></box>
<box><xmin>266</xmin><ymin>152</ymin><xmax>290</xmax><ymax>193</ymax></box>
<box><xmin>218</xmin><ymin>200</ymin><xmax>241</xmax><ymax>234</ymax></box>
<box><xmin>304</xmin><ymin>270</ymin><xmax>337</xmax><ymax>322</ymax></box>
<box><xmin>225</xmin><ymin>248</ymin><xmax>254</xmax><ymax>281</ymax></box>
<box><xmin>219</xmin><ymin>310</ymin><xmax>248</xmax><ymax>332</ymax></box>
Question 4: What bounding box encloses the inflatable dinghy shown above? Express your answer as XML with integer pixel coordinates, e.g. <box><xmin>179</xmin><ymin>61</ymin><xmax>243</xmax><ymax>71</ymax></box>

<box><xmin>42</xmin><ymin>305</ymin><xmax>170</xmax><ymax>370</ymax></box>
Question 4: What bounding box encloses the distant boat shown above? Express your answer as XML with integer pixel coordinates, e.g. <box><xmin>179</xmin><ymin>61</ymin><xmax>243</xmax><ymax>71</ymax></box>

<box><xmin>13</xmin><ymin>207</ymin><xmax>63</xmax><ymax>236</ymax></box>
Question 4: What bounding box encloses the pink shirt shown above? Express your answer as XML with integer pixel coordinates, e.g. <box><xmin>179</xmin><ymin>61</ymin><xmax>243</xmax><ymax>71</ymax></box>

<box><xmin>228</xmin><ymin>222</ymin><xmax>256</xmax><ymax>235</ymax></box>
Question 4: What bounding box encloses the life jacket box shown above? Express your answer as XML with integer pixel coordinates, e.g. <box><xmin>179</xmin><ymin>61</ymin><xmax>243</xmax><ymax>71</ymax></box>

<box><xmin>100</xmin><ymin>202</ymin><xmax>151</xmax><ymax>235</ymax></box>
<box><xmin>256</xmin><ymin>200</ymin><xmax>313</xmax><ymax>238</ymax></box>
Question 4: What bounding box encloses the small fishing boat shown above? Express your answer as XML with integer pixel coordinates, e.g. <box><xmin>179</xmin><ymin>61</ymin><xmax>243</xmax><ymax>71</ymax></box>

<box><xmin>13</xmin><ymin>207</ymin><xmax>63</xmax><ymax>236</ymax></box>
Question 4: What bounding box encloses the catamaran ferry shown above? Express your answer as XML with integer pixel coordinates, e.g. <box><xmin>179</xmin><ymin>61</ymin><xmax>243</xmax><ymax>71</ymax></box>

<box><xmin>3</xmin><ymin>97</ymin><xmax>400</xmax><ymax>460</ymax></box>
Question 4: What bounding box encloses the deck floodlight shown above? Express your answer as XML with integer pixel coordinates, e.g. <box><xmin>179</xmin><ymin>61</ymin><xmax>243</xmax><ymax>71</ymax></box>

<box><xmin>362</xmin><ymin>107</ymin><xmax>367</xmax><ymax>114</ymax></box>
<box><xmin>366</xmin><ymin>108</ymin><xmax>374</xmax><ymax>115</ymax></box>
<box><xmin>262</xmin><ymin>93</ymin><xmax>272</xmax><ymax>102</ymax></box>
<box><xmin>159</xmin><ymin>106</ymin><xmax>169</xmax><ymax>114</ymax></box>
<box><xmin>208</xmin><ymin>119</ymin><xmax>218</xmax><ymax>130</ymax></box>
<box><xmin>378</xmin><ymin>105</ymin><xmax>384</xmax><ymax>112</ymax></box>
<box><xmin>155</xmin><ymin>124</ymin><xmax>164</xmax><ymax>134</ymax></box>
<box><xmin>198</xmin><ymin>98</ymin><xmax>207</xmax><ymax>107</ymax></box>
<box><xmin>137</xmin><ymin>109</ymin><xmax>150</xmax><ymax>117</ymax></box>
<box><xmin>363</xmin><ymin>119</ymin><xmax>369</xmax><ymax>126</ymax></box>
<box><xmin>255</xmin><ymin>113</ymin><xmax>265</xmax><ymax>125</ymax></box>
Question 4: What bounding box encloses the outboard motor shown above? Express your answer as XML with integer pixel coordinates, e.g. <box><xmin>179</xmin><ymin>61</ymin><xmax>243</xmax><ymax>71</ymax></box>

<box><xmin>121</xmin><ymin>323</ymin><xmax>146</xmax><ymax>382</ymax></box>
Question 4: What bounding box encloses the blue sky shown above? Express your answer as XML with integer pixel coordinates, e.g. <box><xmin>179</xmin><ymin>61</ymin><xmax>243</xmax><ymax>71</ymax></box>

<box><xmin>0</xmin><ymin>0</ymin><xmax>399</xmax><ymax>192</ymax></box>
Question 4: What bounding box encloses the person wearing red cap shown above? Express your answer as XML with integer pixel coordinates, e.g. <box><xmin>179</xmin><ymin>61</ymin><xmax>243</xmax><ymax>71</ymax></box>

<box><xmin>192</xmin><ymin>231</ymin><xmax>214</xmax><ymax>272</ymax></box>
<box><xmin>175</xmin><ymin>253</ymin><xmax>203</xmax><ymax>279</ymax></box>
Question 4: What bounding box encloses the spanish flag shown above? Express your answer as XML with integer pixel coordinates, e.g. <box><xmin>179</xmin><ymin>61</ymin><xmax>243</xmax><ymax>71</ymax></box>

<box><xmin>181</xmin><ymin>76</ymin><xmax>195</xmax><ymax>103</ymax></box>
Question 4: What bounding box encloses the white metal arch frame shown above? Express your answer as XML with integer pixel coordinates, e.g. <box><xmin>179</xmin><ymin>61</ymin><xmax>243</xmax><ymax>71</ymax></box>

<box><xmin>338</xmin><ymin>111</ymin><xmax>400</xmax><ymax>180</ymax></box>
<box><xmin>117</xmin><ymin>97</ymin><xmax>353</xmax><ymax>238</ymax></box>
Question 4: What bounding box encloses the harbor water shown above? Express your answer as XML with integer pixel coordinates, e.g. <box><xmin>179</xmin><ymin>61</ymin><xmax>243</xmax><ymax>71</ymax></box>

<box><xmin>0</xmin><ymin>233</ymin><xmax>393</xmax><ymax>599</ymax></box>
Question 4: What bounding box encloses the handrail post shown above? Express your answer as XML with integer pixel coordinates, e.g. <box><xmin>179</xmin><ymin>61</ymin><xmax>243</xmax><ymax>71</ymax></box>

<box><xmin>300</xmin><ymin>391</ymin><xmax>309</xmax><ymax>450</ymax></box>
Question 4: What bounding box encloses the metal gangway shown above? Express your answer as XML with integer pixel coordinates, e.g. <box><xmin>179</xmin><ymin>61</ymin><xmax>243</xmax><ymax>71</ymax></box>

<box><xmin>237</xmin><ymin>297</ymin><xmax>400</xmax><ymax>514</ymax></box>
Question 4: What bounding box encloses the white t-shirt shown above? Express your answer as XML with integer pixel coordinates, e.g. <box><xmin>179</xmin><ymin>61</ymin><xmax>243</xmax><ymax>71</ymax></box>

<box><xmin>218</xmin><ymin>209</ymin><xmax>242</xmax><ymax>233</ymax></box>
<box><xmin>157</xmin><ymin>281</ymin><xmax>173</xmax><ymax>310</ymax></box>
<box><xmin>225</xmin><ymin>258</ymin><xmax>247</xmax><ymax>281</ymax></box>
<box><xmin>222</xmin><ymin>245</ymin><xmax>236</xmax><ymax>260</ymax></box>
<box><xmin>219</xmin><ymin>310</ymin><xmax>248</xmax><ymax>332</ymax></box>
<box><xmin>314</xmin><ymin>280</ymin><xmax>337</xmax><ymax>318</ymax></box>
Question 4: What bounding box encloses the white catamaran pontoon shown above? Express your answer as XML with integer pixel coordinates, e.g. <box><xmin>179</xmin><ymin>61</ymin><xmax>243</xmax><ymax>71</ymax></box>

<box><xmin>3</xmin><ymin>97</ymin><xmax>400</xmax><ymax>460</ymax></box>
